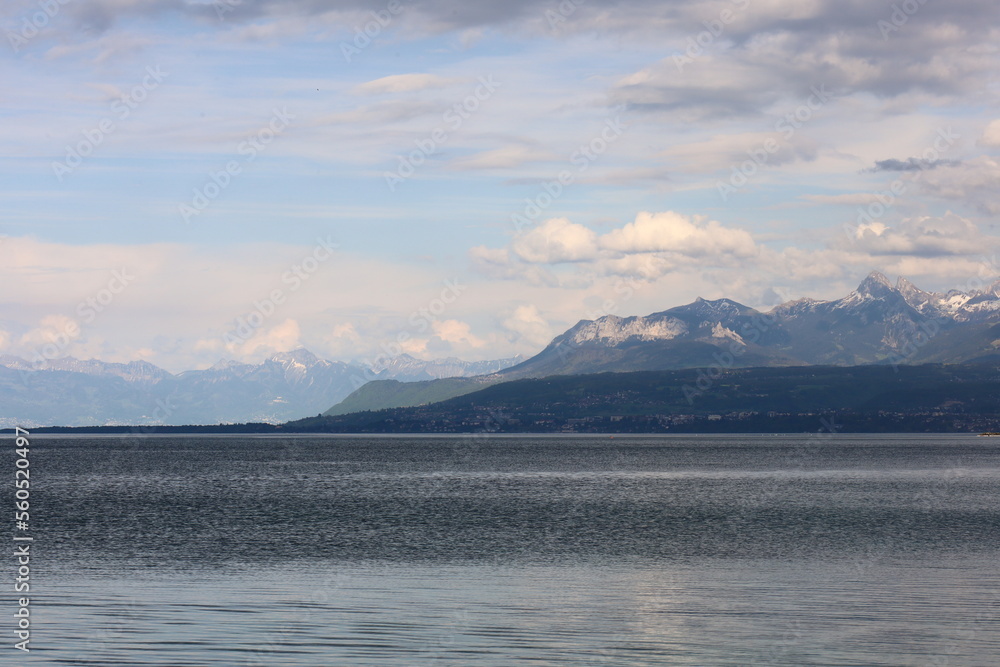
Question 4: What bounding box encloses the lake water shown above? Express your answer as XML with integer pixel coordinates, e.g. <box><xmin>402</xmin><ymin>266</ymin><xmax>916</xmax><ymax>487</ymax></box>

<box><xmin>13</xmin><ymin>433</ymin><xmax>1000</xmax><ymax>665</ymax></box>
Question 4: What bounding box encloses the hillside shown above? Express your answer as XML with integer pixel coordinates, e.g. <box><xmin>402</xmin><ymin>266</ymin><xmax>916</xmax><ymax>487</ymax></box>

<box><xmin>323</xmin><ymin>271</ymin><xmax>1000</xmax><ymax>416</ymax></box>
<box><xmin>301</xmin><ymin>363</ymin><xmax>1000</xmax><ymax>434</ymax></box>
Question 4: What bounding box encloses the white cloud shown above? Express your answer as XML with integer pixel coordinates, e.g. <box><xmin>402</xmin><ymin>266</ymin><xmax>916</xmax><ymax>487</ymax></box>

<box><xmin>18</xmin><ymin>315</ymin><xmax>81</xmax><ymax>358</ymax></box>
<box><xmin>0</xmin><ymin>236</ymin><xmax>499</xmax><ymax>371</ymax></box>
<box><xmin>227</xmin><ymin>319</ymin><xmax>302</xmax><ymax>359</ymax></box>
<box><xmin>979</xmin><ymin>119</ymin><xmax>1000</xmax><ymax>148</ymax></box>
<box><xmin>329</xmin><ymin>322</ymin><xmax>361</xmax><ymax>343</ymax></box>
<box><xmin>511</xmin><ymin>217</ymin><xmax>600</xmax><ymax>264</ymax></box>
<box><xmin>451</xmin><ymin>145</ymin><xmax>559</xmax><ymax>170</ymax></box>
<box><xmin>600</xmin><ymin>211</ymin><xmax>758</xmax><ymax>258</ymax></box>
<box><xmin>841</xmin><ymin>213</ymin><xmax>990</xmax><ymax>258</ymax></box>
<box><xmin>431</xmin><ymin>319</ymin><xmax>486</xmax><ymax>348</ymax></box>
<box><xmin>471</xmin><ymin>211</ymin><xmax>761</xmax><ymax>290</ymax></box>
<box><xmin>474</xmin><ymin>211</ymin><xmax>760</xmax><ymax>288</ymax></box>
<box><xmin>599</xmin><ymin>254</ymin><xmax>675</xmax><ymax>281</ymax></box>
<box><xmin>501</xmin><ymin>305</ymin><xmax>553</xmax><ymax>348</ymax></box>
<box><xmin>354</xmin><ymin>73</ymin><xmax>459</xmax><ymax>95</ymax></box>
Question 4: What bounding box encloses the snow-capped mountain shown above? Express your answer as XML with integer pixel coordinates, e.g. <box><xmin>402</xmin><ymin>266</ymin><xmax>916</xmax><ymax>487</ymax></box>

<box><xmin>9</xmin><ymin>271</ymin><xmax>1000</xmax><ymax>426</ymax></box>
<box><xmin>501</xmin><ymin>271</ymin><xmax>1000</xmax><ymax>378</ymax></box>
<box><xmin>327</xmin><ymin>271</ymin><xmax>1000</xmax><ymax>417</ymax></box>
<box><xmin>0</xmin><ymin>355</ymin><xmax>171</xmax><ymax>384</ymax></box>
<box><xmin>894</xmin><ymin>275</ymin><xmax>1000</xmax><ymax>322</ymax></box>
<box><xmin>0</xmin><ymin>349</ymin><xmax>526</xmax><ymax>427</ymax></box>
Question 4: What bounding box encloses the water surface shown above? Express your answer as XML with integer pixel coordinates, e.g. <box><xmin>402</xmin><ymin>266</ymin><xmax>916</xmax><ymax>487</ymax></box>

<box><xmin>16</xmin><ymin>434</ymin><xmax>1000</xmax><ymax>665</ymax></box>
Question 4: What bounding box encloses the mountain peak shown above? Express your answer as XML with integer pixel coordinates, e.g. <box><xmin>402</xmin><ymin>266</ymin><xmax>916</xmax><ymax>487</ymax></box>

<box><xmin>270</xmin><ymin>348</ymin><xmax>321</xmax><ymax>366</ymax></box>
<box><xmin>209</xmin><ymin>358</ymin><xmax>247</xmax><ymax>371</ymax></box>
<box><xmin>894</xmin><ymin>275</ymin><xmax>937</xmax><ymax>309</ymax></box>
<box><xmin>665</xmin><ymin>296</ymin><xmax>750</xmax><ymax>320</ymax></box>
<box><xmin>858</xmin><ymin>270</ymin><xmax>894</xmax><ymax>295</ymax></box>
<box><xmin>987</xmin><ymin>279</ymin><xmax>1000</xmax><ymax>298</ymax></box>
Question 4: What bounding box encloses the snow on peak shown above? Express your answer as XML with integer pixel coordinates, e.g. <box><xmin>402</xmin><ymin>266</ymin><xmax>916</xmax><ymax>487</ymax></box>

<box><xmin>683</xmin><ymin>297</ymin><xmax>745</xmax><ymax>318</ymax></box>
<box><xmin>856</xmin><ymin>271</ymin><xmax>894</xmax><ymax>296</ymax></box>
<box><xmin>271</xmin><ymin>348</ymin><xmax>321</xmax><ymax>366</ymax></box>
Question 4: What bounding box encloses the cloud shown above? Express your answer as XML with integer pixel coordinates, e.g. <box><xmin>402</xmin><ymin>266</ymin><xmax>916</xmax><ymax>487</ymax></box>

<box><xmin>981</xmin><ymin>119</ymin><xmax>1000</xmax><ymax>148</ymax></box>
<box><xmin>600</xmin><ymin>211</ymin><xmax>757</xmax><ymax>258</ymax></box>
<box><xmin>864</xmin><ymin>157</ymin><xmax>962</xmax><ymax>172</ymax></box>
<box><xmin>354</xmin><ymin>73</ymin><xmax>459</xmax><ymax>95</ymax></box>
<box><xmin>599</xmin><ymin>254</ymin><xmax>676</xmax><ymax>281</ymax></box>
<box><xmin>469</xmin><ymin>245</ymin><xmax>512</xmax><ymax>268</ymax></box>
<box><xmin>315</xmin><ymin>99</ymin><xmax>444</xmax><ymax>126</ymax></box>
<box><xmin>329</xmin><ymin>322</ymin><xmax>361</xmax><ymax>343</ymax></box>
<box><xmin>915</xmin><ymin>156</ymin><xmax>1000</xmax><ymax>215</ymax></box>
<box><xmin>662</xmin><ymin>131</ymin><xmax>820</xmax><ymax>173</ymax></box>
<box><xmin>470</xmin><ymin>206</ymin><xmax>1000</xmax><ymax>319</ymax></box>
<box><xmin>18</xmin><ymin>315</ymin><xmax>81</xmax><ymax>359</ymax></box>
<box><xmin>431</xmin><ymin>319</ymin><xmax>485</xmax><ymax>348</ymax></box>
<box><xmin>511</xmin><ymin>217</ymin><xmax>599</xmax><ymax>264</ymax></box>
<box><xmin>843</xmin><ymin>213</ymin><xmax>988</xmax><ymax>257</ymax></box>
<box><xmin>12</xmin><ymin>0</ymin><xmax>1000</xmax><ymax>374</ymax></box>
<box><xmin>473</xmin><ymin>211</ymin><xmax>759</xmax><ymax>284</ymax></box>
<box><xmin>0</xmin><ymin>236</ymin><xmax>498</xmax><ymax>371</ymax></box>
<box><xmin>501</xmin><ymin>304</ymin><xmax>553</xmax><ymax>348</ymax></box>
<box><xmin>451</xmin><ymin>145</ymin><xmax>559</xmax><ymax>170</ymax></box>
<box><xmin>223</xmin><ymin>318</ymin><xmax>302</xmax><ymax>359</ymax></box>
<box><xmin>802</xmin><ymin>193</ymin><xmax>883</xmax><ymax>206</ymax></box>
<box><xmin>469</xmin><ymin>246</ymin><xmax>561</xmax><ymax>286</ymax></box>
<box><xmin>607</xmin><ymin>1</ymin><xmax>1000</xmax><ymax>122</ymax></box>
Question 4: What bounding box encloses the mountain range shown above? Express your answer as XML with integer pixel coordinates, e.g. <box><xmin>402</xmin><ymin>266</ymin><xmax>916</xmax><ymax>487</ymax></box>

<box><xmin>7</xmin><ymin>271</ymin><xmax>1000</xmax><ymax>428</ymax></box>
<box><xmin>325</xmin><ymin>271</ymin><xmax>1000</xmax><ymax>416</ymax></box>
<box><xmin>0</xmin><ymin>350</ymin><xmax>522</xmax><ymax>428</ymax></box>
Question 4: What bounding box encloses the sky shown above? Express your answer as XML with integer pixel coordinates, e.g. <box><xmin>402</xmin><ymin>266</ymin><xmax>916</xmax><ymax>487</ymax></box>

<box><xmin>2</xmin><ymin>0</ymin><xmax>1000</xmax><ymax>373</ymax></box>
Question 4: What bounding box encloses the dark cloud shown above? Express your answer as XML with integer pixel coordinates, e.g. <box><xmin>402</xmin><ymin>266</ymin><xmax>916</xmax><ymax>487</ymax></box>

<box><xmin>56</xmin><ymin>0</ymin><xmax>546</xmax><ymax>33</ymax></box>
<box><xmin>51</xmin><ymin>1</ymin><xmax>1000</xmax><ymax>41</ymax></box>
<box><xmin>37</xmin><ymin>0</ymin><xmax>1000</xmax><ymax>128</ymax></box>
<box><xmin>865</xmin><ymin>158</ymin><xmax>963</xmax><ymax>173</ymax></box>
<box><xmin>601</xmin><ymin>0</ymin><xmax>1000</xmax><ymax>121</ymax></box>
<box><xmin>915</xmin><ymin>156</ymin><xmax>1000</xmax><ymax>216</ymax></box>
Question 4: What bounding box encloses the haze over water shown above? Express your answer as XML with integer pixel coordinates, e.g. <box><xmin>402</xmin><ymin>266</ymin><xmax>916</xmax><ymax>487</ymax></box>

<box><xmin>19</xmin><ymin>434</ymin><xmax>1000</xmax><ymax>665</ymax></box>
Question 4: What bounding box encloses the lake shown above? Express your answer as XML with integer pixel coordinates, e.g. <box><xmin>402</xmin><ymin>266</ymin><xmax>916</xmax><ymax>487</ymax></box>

<box><xmin>13</xmin><ymin>433</ymin><xmax>1000</xmax><ymax>665</ymax></box>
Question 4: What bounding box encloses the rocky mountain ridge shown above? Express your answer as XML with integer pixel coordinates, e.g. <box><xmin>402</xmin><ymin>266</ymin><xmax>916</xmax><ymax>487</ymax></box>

<box><xmin>325</xmin><ymin>271</ymin><xmax>1000</xmax><ymax>416</ymax></box>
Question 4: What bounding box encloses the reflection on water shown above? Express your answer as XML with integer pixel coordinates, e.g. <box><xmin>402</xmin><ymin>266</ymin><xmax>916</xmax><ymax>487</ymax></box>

<box><xmin>33</xmin><ymin>561</ymin><xmax>1000</xmax><ymax>666</ymax></box>
<box><xmin>17</xmin><ymin>434</ymin><xmax>1000</xmax><ymax>665</ymax></box>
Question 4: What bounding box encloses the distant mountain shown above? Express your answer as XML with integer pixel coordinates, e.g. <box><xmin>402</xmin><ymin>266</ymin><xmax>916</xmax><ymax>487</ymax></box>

<box><xmin>767</xmin><ymin>272</ymin><xmax>1000</xmax><ymax>366</ymax></box>
<box><xmin>0</xmin><ymin>349</ymin><xmax>365</xmax><ymax>427</ymax></box>
<box><xmin>0</xmin><ymin>355</ymin><xmax>171</xmax><ymax>384</ymax></box>
<box><xmin>165</xmin><ymin>349</ymin><xmax>366</xmax><ymax>424</ymax></box>
<box><xmin>0</xmin><ymin>349</ymin><xmax>523</xmax><ymax>427</ymax></box>
<box><xmin>324</xmin><ymin>271</ymin><xmax>1000</xmax><ymax>415</ymax></box>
